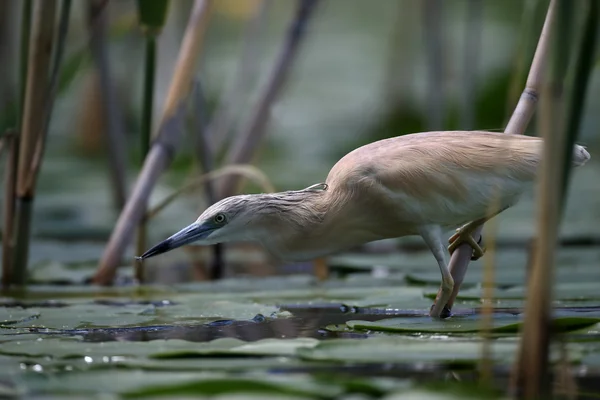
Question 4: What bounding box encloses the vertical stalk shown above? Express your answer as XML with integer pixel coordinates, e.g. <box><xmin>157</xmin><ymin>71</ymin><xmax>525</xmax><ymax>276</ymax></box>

<box><xmin>479</xmin><ymin>186</ymin><xmax>501</xmax><ymax>387</ymax></box>
<box><xmin>504</xmin><ymin>0</ymin><xmax>547</xmax><ymax>122</ymax></box>
<box><xmin>27</xmin><ymin>0</ymin><xmax>73</xmax><ymax>191</ymax></box>
<box><xmin>135</xmin><ymin>34</ymin><xmax>157</xmax><ymax>283</ymax></box>
<box><xmin>2</xmin><ymin>131</ymin><xmax>17</xmax><ymax>287</ymax></box>
<box><xmin>88</xmin><ymin>0</ymin><xmax>128</xmax><ymax>211</ymax></box>
<box><xmin>94</xmin><ymin>0</ymin><xmax>213</xmax><ymax>285</ymax></box>
<box><xmin>19</xmin><ymin>0</ymin><xmax>33</xmax><ymax>121</ymax></box>
<box><xmin>513</xmin><ymin>0</ymin><xmax>572</xmax><ymax>397</ymax></box>
<box><xmin>558</xmin><ymin>0</ymin><xmax>597</xmax><ymax>212</ymax></box>
<box><xmin>135</xmin><ymin>0</ymin><xmax>170</xmax><ymax>283</ymax></box>
<box><xmin>439</xmin><ymin>0</ymin><xmax>557</xmax><ymax>314</ymax></box>
<box><xmin>2</xmin><ymin>0</ymin><xmax>30</xmax><ymax>286</ymax></box>
<box><xmin>12</xmin><ymin>0</ymin><xmax>58</xmax><ymax>284</ymax></box>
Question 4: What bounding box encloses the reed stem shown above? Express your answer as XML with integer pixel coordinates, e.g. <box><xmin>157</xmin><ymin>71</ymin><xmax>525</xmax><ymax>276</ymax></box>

<box><xmin>89</xmin><ymin>0</ymin><xmax>128</xmax><ymax>211</ymax></box>
<box><xmin>559</xmin><ymin>0</ymin><xmax>597</xmax><ymax>212</ymax></box>
<box><xmin>513</xmin><ymin>0</ymin><xmax>572</xmax><ymax>397</ymax></box>
<box><xmin>504</xmin><ymin>0</ymin><xmax>547</xmax><ymax>122</ymax></box>
<box><xmin>12</xmin><ymin>0</ymin><xmax>58</xmax><ymax>285</ymax></box>
<box><xmin>1</xmin><ymin>0</ymin><xmax>30</xmax><ymax>287</ymax></box>
<box><xmin>134</xmin><ymin>0</ymin><xmax>170</xmax><ymax>283</ymax></box>
<box><xmin>441</xmin><ymin>0</ymin><xmax>557</xmax><ymax>313</ymax></box>
<box><xmin>135</xmin><ymin>33</ymin><xmax>157</xmax><ymax>283</ymax></box>
<box><xmin>2</xmin><ymin>132</ymin><xmax>17</xmax><ymax>287</ymax></box>
<box><xmin>94</xmin><ymin>0</ymin><xmax>213</xmax><ymax>285</ymax></box>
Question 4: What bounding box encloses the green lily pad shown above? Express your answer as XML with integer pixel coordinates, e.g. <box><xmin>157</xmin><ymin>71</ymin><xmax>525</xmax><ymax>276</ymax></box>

<box><xmin>7</xmin><ymin>303</ymin><xmax>155</xmax><ymax>331</ymax></box>
<box><xmin>122</xmin><ymin>373</ymin><xmax>346</xmax><ymax>398</ymax></box>
<box><xmin>345</xmin><ymin>316</ymin><xmax>600</xmax><ymax>334</ymax></box>
<box><xmin>424</xmin><ymin>283</ymin><xmax>600</xmax><ymax>301</ymax></box>
<box><xmin>151</xmin><ymin>297</ymin><xmax>282</xmax><ymax>325</ymax></box>
<box><xmin>407</xmin><ymin>265</ymin><xmax>600</xmax><ymax>287</ymax></box>
<box><xmin>28</xmin><ymin>261</ymin><xmax>135</xmax><ymax>285</ymax></box>
<box><xmin>16</xmin><ymin>370</ymin><xmax>345</xmax><ymax>397</ymax></box>
<box><xmin>297</xmin><ymin>336</ymin><xmax>519</xmax><ymax>365</ymax></box>
<box><xmin>0</xmin><ymin>308</ymin><xmax>39</xmax><ymax>326</ymax></box>
<box><xmin>0</xmin><ymin>337</ymin><xmax>318</xmax><ymax>360</ymax></box>
<box><xmin>297</xmin><ymin>336</ymin><xmax>582</xmax><ymax>366</ymax></box>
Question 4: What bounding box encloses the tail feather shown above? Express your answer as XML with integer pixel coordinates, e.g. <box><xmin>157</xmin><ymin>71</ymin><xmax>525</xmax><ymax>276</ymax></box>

<box><xmin>573</xmin><ymin>145</ymin><xmax>591</xmax><ymax>167</ymax></box>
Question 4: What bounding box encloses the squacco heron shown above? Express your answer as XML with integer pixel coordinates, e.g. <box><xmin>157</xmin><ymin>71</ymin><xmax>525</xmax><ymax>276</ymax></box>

<box><xmin>139</xmin><ymin>131</ymin><xmax>591</xmax><ymax>318</ymax></box>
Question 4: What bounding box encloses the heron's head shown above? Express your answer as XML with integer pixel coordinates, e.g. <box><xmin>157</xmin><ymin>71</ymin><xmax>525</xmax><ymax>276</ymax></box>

<box><xmin>137</xmin><ymin>183</ymin><xmax>329</xmax><ymax>260</ymax></box>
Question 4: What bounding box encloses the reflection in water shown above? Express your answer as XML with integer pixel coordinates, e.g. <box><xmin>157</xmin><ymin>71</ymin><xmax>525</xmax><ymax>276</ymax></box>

<box><xmin>20</xmin><ymin>303</ymin><xmax>600</xmax><ymax>343</ymax></box>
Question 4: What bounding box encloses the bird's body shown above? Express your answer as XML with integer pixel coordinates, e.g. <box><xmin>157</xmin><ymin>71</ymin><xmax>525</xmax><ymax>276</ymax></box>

<box><xmin>273</xmin><ymin>131</ymin><xmax>541</xmax><ymax>260</ymax></box>
<box><xmin>139</xmin><ymin>130</ymin><xmax>591</xmax><ymax>317</ymax></box>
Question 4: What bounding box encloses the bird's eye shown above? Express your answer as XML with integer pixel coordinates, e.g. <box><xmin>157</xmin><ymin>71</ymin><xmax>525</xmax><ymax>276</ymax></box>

<box><xmin>214</xmin><ymin>213</ymin><xmax>227</xmax><ymax>224</ymax></box>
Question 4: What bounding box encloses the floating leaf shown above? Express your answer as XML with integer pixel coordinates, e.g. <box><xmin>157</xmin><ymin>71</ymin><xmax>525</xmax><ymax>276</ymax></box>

<box><xmin>407</xmin><ymin>265</ymin><xmax>600</xmax><ymax>287</ymax></box>
<box><xmin>345</xmin><ymin>316</ymin><xmax>600</xmax><ymax>334</ymax></box>
<box><xmin>0</xmin><ymin>337</ymin><xmax>318</xmax><ymax>360</ymax></box>
<box><xmin>424</xmin><ymin>282</ymin><xmax>600</xmax><ymax>301</ymax></box>
<box><xmin>297</xmin><ymin>336</ymin><xmax>582</xmax><ymax>366</ymax></box>
<box><xmin>297</xmin><ymin>336</ymin><xmax>520</xmax><ymax>365</ymax></box>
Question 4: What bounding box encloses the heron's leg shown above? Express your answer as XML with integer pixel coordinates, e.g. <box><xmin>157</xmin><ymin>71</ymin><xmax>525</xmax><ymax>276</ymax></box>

<box><xmin>447</xmin><ymin>207</ymin><xmax>509</xmax><ymax>260</ymax></box>
<box><xmin>419</xmin><ymin>225</ymin><xmax>453</xmax><ymax>319</ymax></box>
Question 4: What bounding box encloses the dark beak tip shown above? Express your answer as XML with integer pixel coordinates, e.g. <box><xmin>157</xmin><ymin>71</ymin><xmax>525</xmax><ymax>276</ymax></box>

<box><xmin>137</xmin><ymin>239</ymin><xmax>173</xmax><ymax>261</ymax></box>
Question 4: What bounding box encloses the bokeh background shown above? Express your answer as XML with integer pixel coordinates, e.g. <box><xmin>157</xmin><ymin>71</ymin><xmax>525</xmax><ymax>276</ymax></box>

<box><xmin>0</xmin><ymin>0</ymin><xmax>599</xmax><ymax>283</ymax></box>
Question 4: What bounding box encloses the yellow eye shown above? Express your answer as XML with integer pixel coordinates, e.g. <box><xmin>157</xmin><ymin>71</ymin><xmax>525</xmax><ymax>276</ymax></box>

<box><xmin>214</xmin><ymin>213</ymin><xmax>226</xmax><ymax>224</ymax></box>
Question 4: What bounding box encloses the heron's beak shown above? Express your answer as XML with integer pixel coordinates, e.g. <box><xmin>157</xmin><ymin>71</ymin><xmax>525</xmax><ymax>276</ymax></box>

<box><xmin>136</xmin><ymin>222</ymin><xmax>215</xmax><ymax>260</ymax></box>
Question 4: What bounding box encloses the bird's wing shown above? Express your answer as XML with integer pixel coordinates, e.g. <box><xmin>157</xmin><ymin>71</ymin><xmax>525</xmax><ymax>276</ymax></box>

<box><xmin>328</xmin><ymin>131</ymin><xmax>543</xmax><ymax>225</ymax></box>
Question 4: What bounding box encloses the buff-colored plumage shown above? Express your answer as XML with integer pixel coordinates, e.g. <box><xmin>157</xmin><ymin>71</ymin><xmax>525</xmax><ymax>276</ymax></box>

<box><xmin>139</xmin><ymin>130</ymin><xmax>591</xmax><ymax>318</ymax></box>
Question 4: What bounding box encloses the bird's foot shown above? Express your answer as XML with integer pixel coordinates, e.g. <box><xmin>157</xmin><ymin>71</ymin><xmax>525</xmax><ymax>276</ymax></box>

<box><xmin>448</xmin><ymin>225</ymin><xmax>485</xmax><ymax>260</ymax></box>
<box><xmin>430</xmin><ymin>303</ymin><xmax>452</xmax><ymax>319</ymax></box>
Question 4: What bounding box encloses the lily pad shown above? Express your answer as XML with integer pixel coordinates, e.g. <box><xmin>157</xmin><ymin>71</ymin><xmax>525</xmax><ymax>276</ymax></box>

<box><xmin>424</xmin><ymin>282</ymin><xmax>600</xmax><ymax>302</ymax></box>
<box><xmin>297</xmin><ymin>336</ymin><xmax>519</xmax><ymax>365</ymax></box>
<box><xmin>345</xmin><ymin>316</ymin><xmax>600</xmax><ymax>334</ymax></box>
<box><xmin>0</xmin><ymin>337</ymin><xmax>319</xmax><ymax>360</ymax></box>
<box><xmin>407</xmin><ymin>265</ymin><xmax>600</xmax><ymax>287</ymax></box>
<box><xmin>297</xmin><ymin>336</ymin><xmax>583</xmax><ymax>366</ymax></box>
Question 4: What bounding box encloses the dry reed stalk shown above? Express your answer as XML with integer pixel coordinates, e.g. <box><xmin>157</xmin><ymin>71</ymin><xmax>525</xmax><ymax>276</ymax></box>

<box><xmin>558</xmin><ymin>0</ymin><xmax>597</xmax><ymax>210</ymax></box>
<box><xmin>2</xmin><ymin>0</ymin><xmax>31</xmax><ymax>288</ymax></box>
<box><xmin>11</xmin><ymin>0</ymin><xmax>57</xmax><ymax>284</ymax></box>
<box><xmin>216</xmin><ymin>0</ymin><xmax>319</xmax><ymax>198</ymax></box>
<box><xmin>478</xmin><ymin>185</ymin><xmax>501</xmax><ymax>387</ymax></box>
<box><xmin>513</xmin><ymin>0</ymin><xmax>573</xmax><ymax>397</ymax></box>
<box><xmin>94</xmin><ymin>0</ymin><xmax>213</xmax><ymax>285</ymax></box>
<box><xmin>422</xmin><ymin>0</ymin><xmax>445</xmax><ymax>131</ymax></box>
<box><xmin>27</xmin><ymin>0</ymin><xmax>72</xmax><ymax>192</ymax></box>
<box><xmin>505</xmin><ymin>0</ymin><xmax>546</xmax><ymax>121</ymax></box>
<box><xmin>440</xmin><ymin>0</ymin><xmax>557</xmax><ymax>313</ymax></box>
<box><xmin>0</xmin><ymin>0</ymin><xmax>12</xmax><ymax>111</ymax></box>
<box><xmin>2</xmin><ymin>131</ymin><xmax>17</xmax><ymax>287</ymax></box>
<box><xmin>155</xmin><ymin>0</ymin><xmax>212</xmax><ymax>133</ymax></box>
<box><xmin>88</xmin><ymin>0</ymin><xmax>128</xmax><ymax>211</ymax></box>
